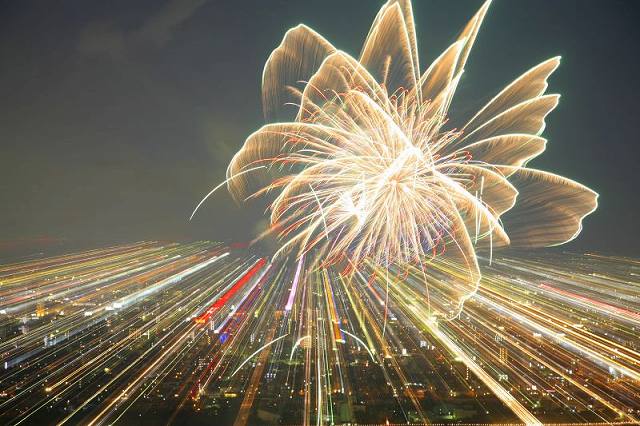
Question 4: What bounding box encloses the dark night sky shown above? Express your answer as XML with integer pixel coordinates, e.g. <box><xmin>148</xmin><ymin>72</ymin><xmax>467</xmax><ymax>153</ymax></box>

<box><xmin>0</xmin><ymin>0</ymin><xmax>639</xmax><ymax>255</ymax></box>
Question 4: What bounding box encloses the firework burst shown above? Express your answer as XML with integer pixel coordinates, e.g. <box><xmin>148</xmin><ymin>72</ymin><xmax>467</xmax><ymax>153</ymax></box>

<box><xmin>225</xmin><ymin>0</ymin><xmax>598</xmax><ymax>317</ymax></box>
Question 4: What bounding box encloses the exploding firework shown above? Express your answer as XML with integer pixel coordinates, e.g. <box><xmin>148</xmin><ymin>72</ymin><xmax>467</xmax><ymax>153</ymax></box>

<box><xmin>224</xmin><ymin>0</ymin><xmax>598</xmax><ymax>318</ymax></box>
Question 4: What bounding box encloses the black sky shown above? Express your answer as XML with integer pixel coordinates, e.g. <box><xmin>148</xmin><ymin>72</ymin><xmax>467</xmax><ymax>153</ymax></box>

<box><xmin>1</xmin><ymin>0</ymin><xmax>639</xmax><ymax>255</ymax></box>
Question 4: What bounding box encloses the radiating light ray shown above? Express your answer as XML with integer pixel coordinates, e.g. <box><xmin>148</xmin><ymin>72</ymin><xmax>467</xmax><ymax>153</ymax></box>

<box><xmin>289</xmin><ymin>335</ymin><xmax>311</xmax><ymax>361</ymax></box>
<box><xmin>230</xmin><ymin>333</ymin><xmax>289</xmax><ymax>378</ymax></box>
<box><xmin>339</xmin><ymin>328</ymin><xmax>377</xmax><ymax>363</ymax></box>
<box><xmin>189</xmin><ymin>166</ymin><xmax>266</xmax><ymax>221</ymax></box>
<box><xmin>0</xmin><ymin>242</ymin><xmax>637</xmax><ymax>425</ymax></box>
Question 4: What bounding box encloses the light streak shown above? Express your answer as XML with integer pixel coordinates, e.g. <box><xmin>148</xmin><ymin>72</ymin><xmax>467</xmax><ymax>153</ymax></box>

<box><xmin>214</xmin><ymin>263</ymin><xmax>272</xmax><ymax>333</ymax></box>
<box><xmin>0</xmin><ymin>243</ymin><xmax>637</xmax><ymax>424</ymax></box>
<box><xmin>195</xmin><ymin>257</ymin><xmax>266</xmax><ymax>324</ymax></box>
<box><xmin>189</xmin><ymin>165</ymin><xmax>266</xmax><ymax>221</ymax></box>
<box><xmin>422</xmin><ymin>317</ymin><xmax>542</xmax><ymax>426</ymax></box>
<box><xmin>285</xmin><ymin>256</ymin><xmax>304</xmax><ymax>311</ymax></box>
<box><xmin>289</xmin><ymin>335</ymin><xmax>311</xmax><ymax>361</ymax></box>
<box><xmin>230</xmin><ymin>333</ymin><xmax>289</xmax><ymax>378</ymax></box>
<box><xmin>340</xmin><ymin>328</ymin><xmax>376</xmax><ymax>363</ymax></box>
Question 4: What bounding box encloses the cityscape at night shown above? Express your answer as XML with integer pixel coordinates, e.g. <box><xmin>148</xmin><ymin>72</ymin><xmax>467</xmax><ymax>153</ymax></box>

<box><xmin>1</xmin><ymin>0</ymin><xmax>639</xmax><ymax>425</ymax></box>
<box><xmin>0</xmin><ymin>243</ymin><xmax>638</xmax><ymax>425</ymax></box>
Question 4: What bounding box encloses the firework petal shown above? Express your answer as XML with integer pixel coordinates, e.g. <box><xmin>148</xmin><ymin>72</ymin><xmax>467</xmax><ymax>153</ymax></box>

<box><xmin>459</xmin><ymin>94</ymin><xmax>560</xmax><ymax>145</ymax></box>
<box><xmin>457</xmin><ymin>134</ymin><xmax>547</xmax><ymax>169</ymax></box>
<box><xmin>299</xmin><ymin>51</ymin><xmax>388</xmax><ymax>120</ymax></box>
<box><xmin>360</xmin><ymin>3</ymin><xmax>418</xmax><ymax>95</ymax></box>
<box><xmin>262</xmin><ymin>24</ymin><xmax>335</xmax><ymax>121</ymax></box>
<box><xmin>500</xmin><ymin>167</ymin><xmax>598</xmax><ymax>247</ymax></box>
<box><xmin>463</xmin><ymin>57</ymin><xmax>561</xmax><ymax>134</ymax></box>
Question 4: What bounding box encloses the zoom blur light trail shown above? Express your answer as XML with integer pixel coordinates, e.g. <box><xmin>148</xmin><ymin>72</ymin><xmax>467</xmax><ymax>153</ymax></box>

<box><xmin>194</xmin><ymin>258</ymin><xmax>266</xmax><ymax>324</ymax></box>
<box><xmin>0</xmin><ymin>242</ymin><xmax>637</xmax><ymax>425</ymax></box>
